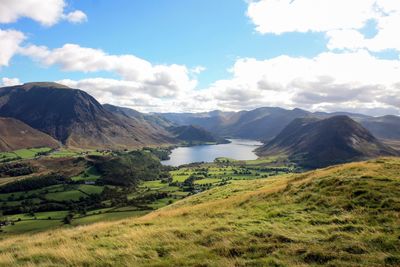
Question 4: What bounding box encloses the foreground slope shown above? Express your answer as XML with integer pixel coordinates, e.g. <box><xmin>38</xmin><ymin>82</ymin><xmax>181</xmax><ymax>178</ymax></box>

<box><xmin>0</xmin><ymin>82</ymin><xmax>174</xmax><ymax>149</ymax></box>
<box><xmin>0</xmin><ymin>117</ymin><xmax>59</xmax><ymax>152</ymax></box>
<box><xmin>1</xmin><ymin>158</ymin><xmax>399</xmax><ymax>266</ymax></box>
<box><xmin>257</xmin><ymin>116</ymin><xmax>399</xmax><ymax>168</ymax></box>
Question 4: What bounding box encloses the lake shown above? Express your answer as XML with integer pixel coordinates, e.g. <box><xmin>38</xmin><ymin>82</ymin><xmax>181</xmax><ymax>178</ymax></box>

<box><xmin>161</xmin><ymin>139</ymin><xmax>263</xmax><ymax>167</ymax></box>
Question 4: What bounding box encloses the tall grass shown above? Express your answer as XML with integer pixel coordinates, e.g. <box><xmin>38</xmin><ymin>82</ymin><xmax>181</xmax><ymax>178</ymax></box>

<box><xmin>0</xmin><ymin>157</ymin><xmax>399</xmax><ymax>266</ymax></box>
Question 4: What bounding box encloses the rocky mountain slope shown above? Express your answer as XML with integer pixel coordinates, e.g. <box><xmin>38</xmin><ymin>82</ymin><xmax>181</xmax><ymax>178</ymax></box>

<box><xmin>0</xmin><ymin>83</ymin><xmax>173</xmax><ymax>149</ymax></box>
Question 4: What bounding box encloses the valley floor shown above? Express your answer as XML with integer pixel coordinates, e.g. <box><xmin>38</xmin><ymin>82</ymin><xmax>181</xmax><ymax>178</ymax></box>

<box><xmin>0</xmin><ymin>158</ymin><xmax>399</xmax><ymax>266</ymax></box>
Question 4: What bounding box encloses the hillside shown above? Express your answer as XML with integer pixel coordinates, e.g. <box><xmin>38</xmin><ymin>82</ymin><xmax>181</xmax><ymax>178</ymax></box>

<box><xmin>357</xmin><ymin>115</ymin><xmax>400</xmax><ymax>141</ymax></box>
<box><xmin>103</xmin><ymin>104</ymin><xmax>174</xmax><ymax>129</ymax></box>
<box><xmin>0</xmin><ymin>83</ymin><xmax>173</xmax><ymax>149</ymax></box>
<box><xmin>257</xmin><ymin>116</ymin><xmax>399</xmax><ymax>168</ymax></box>
<box><xmin>0</xmin><ymin>117</ymin><xmax>59</xmax><ymax>152</ymax></box>
<box><xmin>169</xmin><ymin>125</ymin><xmax>229</xmax><ymax>144</ymax></box>
<box><xmin>0</xmin><ymin>158</ymin><xmax>399</xmax><ymax>266</ymax></box>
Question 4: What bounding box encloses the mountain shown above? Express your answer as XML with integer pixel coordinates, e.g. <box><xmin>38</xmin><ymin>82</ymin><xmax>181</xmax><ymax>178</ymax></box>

<box><xmin>257</xmin><ymin>116</ymin><xmax>399</xmax><ymax>168</ymax></box>
<box><xmin>158</xmin><ymin>108</ymin><xmax>400</xmax><ymax>143</ymax></box>
<box><xmin>104</xmin><ymin>104</ymin><xmax>227</xmax><ymax>145</ymax></box>
<box><xmin>0</xmin><ymin>82</ymin><xmax>173</xmax><ymax>149</ymax></box>
<box><xmin>356</xmin><ymin>115</ymin><xmax>400</xmax><ymax>140</ymax></box>
<box><xmin>0</xmin><ymin>117</ymin><xmax>60</xmax><ymax>152</ymax></box>
<box><xmin>159</xmin><ymin>107</ymin><xmax>310</xmax><ymax>140</ymax></box>
<box><xmin>103</xmin><ymin>104</ymin><xmax>174</xmax><ymax>129</ymax></box>
<box><xmin>1</xmin><ymin>158</ymin><xmax>399</xmax><ymax>266</ymax></box>
<box><xmin>168</xmin><ymin>125</ymin><xmax>229</xmax><ymax>144</ymax></box>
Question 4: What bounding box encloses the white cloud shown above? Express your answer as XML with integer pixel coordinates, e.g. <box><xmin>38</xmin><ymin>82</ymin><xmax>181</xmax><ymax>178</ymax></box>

<box><xmin>247</xmin><ymin>0</ymin><xmax>375</xmax><ymax>34</ymax></box>
<box><xmin>191</xmin><ymin>66</ymin><xmax>206</xmax><ymax>74</ymax></box>
<box><xmin>0</xmin><ymin>28</ymin><xmax>25</xmax><ymax>66</ymax></box>
<box><xmin>0</xmin><ymin>0</ymin><xmax>87</xmax><ymax>26</ymax></box>
<box><xmin>195</xmin><ymin>50</ymin><xmax>400</xmax><ymax>114</ymax></box>
<box><xmin>53</xmin><ymin>50</ymin><xmax>400</xmax><ymax>115</ymax></box>
<box><xmin>20</xmin><ymin>43</ymin><xmax>197</xmax><ymax>99</ymax></box>
<box><xmin>62</xmin><ymin>10</ymin><xmax>87</xmax><ymax>24</ymax></box>
<box><xmin>56</xmin><ymin>78</ymin><xmax>196</xmax><ymax>113</ymax></box>
<box><xmin>1</xmin><ymin>77</ymin><xmax>20</xmax><ymax>86</ymax></box>
<box><xmin>247</xmin><ymin>0</ymin><xmax>400</xmax><ymax>52</ymax></box>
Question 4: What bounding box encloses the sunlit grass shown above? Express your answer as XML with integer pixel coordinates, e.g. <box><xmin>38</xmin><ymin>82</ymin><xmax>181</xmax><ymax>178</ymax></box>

<box><xmin>0</xmin><ymin>157</ymin><xmax>399</xmax><ymax>266</ymax></box>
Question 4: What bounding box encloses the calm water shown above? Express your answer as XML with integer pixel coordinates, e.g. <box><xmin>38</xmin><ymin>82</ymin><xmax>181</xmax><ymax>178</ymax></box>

<box><xmin>161</xmin><ymin>139</ymin><xmax>262</xmax><ymax>167</ymax></box>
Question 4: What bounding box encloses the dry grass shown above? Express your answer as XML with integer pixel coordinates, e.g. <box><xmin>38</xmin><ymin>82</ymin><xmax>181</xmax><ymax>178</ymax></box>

<box><xmin>0</xmin><ymin>157</ymin><xmax>399</xmax><ymax>266</ymax></box>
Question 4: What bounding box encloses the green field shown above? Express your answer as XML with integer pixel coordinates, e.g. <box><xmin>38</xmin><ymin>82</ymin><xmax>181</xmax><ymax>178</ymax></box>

<box><xmin>78</xmin><ymin>185</ymin><xmax>104</xmax><ymax>195</ymax></box>
<box><xmin>141</xmin><ymin>180</ymin><xmax>166</xmax><ymax>189</ymax></box>
<box><xmin>49</xmin><ymin>150</ymin><xmax>80</xmax><ymax>158</ymax></box>
<box><xmin>0</xmin><ymin>147</ymin><xmax>53</xmax><ymax>162</ymax></box>
<box><xmin>1</xmin><ymin>150</ymin><xmax>294</xmax><ymax>237</ymax></box>
<box><xmin>71</xmin><ymin>167</ymin><xmax>101</xmax><ymax>182</ymax></box>
<box><xmin>194</xmin><ymin>178</ymin><xmax>222</xmax><ymax>185</ymax></box>
<box><xmin>45</xmin><ymin>190</ymin><xmax>87</xmax><ymax>201</ymax></box>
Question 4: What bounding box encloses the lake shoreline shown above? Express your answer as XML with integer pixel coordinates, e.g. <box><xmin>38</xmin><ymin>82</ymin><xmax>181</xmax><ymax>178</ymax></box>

<box><xmin>161</xmin><ymin>139</ymin><xmax>263</xmax><ymax>167</ymax></box>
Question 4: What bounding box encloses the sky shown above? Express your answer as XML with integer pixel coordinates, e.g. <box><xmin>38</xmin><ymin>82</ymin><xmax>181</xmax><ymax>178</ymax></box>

<box><xmin>0</xmin><ymin>0</ymin><xmax>400</xmax><ymax>115</ymax></box>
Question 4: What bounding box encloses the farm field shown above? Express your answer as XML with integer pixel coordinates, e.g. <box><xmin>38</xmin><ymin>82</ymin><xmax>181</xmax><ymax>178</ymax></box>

<box><xmin>1</xmin><ymin>150</ymin><xmax>294</xmax><ymax>235</ymax></box>
<box><xmin>0</xmin><ymin>147</ymin><xmax>53</xmax><ymax>162</ymax></box>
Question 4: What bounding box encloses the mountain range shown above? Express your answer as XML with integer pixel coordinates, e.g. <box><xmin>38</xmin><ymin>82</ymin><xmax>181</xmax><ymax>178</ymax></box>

<box><xmin>0</xmin><ymin>83</ymin><xmax>219</xmax><ymax>150</ymax></box>
<box><xmin>0</xmin><ymin>82</ymin><xmax>399</xmax><ymax>167</ymax></box>
<box><xmin>158</xmin><ymin>107</ymin><xmax>400</xmax><ymax>142</ymax></box>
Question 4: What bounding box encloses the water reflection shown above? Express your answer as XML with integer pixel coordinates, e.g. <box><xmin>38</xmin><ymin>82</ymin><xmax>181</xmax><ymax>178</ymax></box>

<box><xmin>161</xmin><ymin>139</ymin><xmax>262</xmax><ymax>167</ymax></box>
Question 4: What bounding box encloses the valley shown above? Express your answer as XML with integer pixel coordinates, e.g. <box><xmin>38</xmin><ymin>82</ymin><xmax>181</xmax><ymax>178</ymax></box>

<box><xmin>0</xmin><ymin>145</ymin><xmax>293</xmax><ymax>235</ymax></box>
<box><xmin>2</xmin><ymin>1</ymin><xmax>400</xmax><ymax>265</ymax></box>
<box><xmin>0</xmin><ymin>82</ymin><xmax>399</xmax><ymax>266</ymax></box>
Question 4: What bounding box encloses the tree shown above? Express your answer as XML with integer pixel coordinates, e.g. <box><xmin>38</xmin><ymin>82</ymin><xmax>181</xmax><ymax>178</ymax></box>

<box><xmin>63</xmin><ymin>214</ymin><xmax>73</xmax><ymax>225</ymax></box>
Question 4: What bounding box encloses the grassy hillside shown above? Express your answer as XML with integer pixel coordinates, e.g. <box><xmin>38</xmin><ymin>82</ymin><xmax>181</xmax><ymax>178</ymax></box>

<box><xmin>0</xmin><ymin>158</ymin><xmax>399</xmax><ymax>266</ymax></box>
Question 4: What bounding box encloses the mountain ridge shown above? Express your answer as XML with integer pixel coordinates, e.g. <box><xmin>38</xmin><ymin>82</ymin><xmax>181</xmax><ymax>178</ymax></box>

<box><xmin>158</xmin><ymin>108</ymin><xmax>400</xmax><ymax>142</ymax></box>
<box><xmin>0</xmin><ymin>83</ymin><xmax>174</xmax><ymax>149</ymax></box>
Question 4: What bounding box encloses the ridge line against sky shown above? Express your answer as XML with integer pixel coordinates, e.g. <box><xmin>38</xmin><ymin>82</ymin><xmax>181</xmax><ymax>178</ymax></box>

<box><xmin>0</xmin><ymin>0</ymin><xmax>399</xmax><ymax>115</ymax></box>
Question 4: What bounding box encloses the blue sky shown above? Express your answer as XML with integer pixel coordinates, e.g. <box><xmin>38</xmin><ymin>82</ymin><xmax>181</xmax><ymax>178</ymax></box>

<box><xmin>1</xmin><ymin>0</ymin><xmax>327</xmax><ymax>87</ymax></box>
<box><xmin>0</xmin><ymin>0</ymin><xmax>399</xmax><ymax>114</ymax></box>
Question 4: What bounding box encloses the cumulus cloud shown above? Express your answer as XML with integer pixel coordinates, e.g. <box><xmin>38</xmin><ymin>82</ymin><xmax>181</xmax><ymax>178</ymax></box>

<box><xmin>56</xmin><ymin>78</ymin><xmax>199</xmax><ymax>113</ymax></box>
<box><xmin>195</xmin><ymin>50</ymin><xmax>400</xmax><ymax>114</ymax></box>
<box><xmin>20</xmin><ymin>43</ymin><xmax>197</xmax><ymax>99</ymax></box>
<box><xmin>0</xmin><ymin>28</ymin><xmax>25</xmax><ymax>66</ymax></box>
<box><xmin>52</xmin><ymin>50</ymin><xmax>400</xmax><ymax>115</ymax></box>
<box><xmin>1</xmin><ymin>77</ymin><xmax>20</xmax><ymax>86</ymax></box>
<box><xmin>247</xmin><ymin>0</ymin><xmax>400</xmax><ymax>52</ymax></box>
<box><xmin>0</xmin><ymin>0</ymin><xmax>87</xmax><ymax>26</ymax></box>
<box><xmin>62</xmin><ymin>10</ymin><xmax>87</xmax><ymax>24</ymax></box>
<box><xmin>191</xmin><ymin>66</ymin><xmax>206</xmax><ymax>74</ymax></box>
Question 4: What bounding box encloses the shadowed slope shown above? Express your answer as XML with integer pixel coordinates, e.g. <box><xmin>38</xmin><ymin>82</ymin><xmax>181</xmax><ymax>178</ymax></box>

<box><xmin>257</xmin><ymin>116</ymin><xmax>399</xmax><ymax>168</ymax></box>
<box><xmin>0</xmin><ymin>83</ymin><xmax>173</xmax><ymax>149</ymax></box>
<box><xmin>0</xmin><ymin>117</ymin><xmax>59</xmax><ymax>152</ymax></box>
